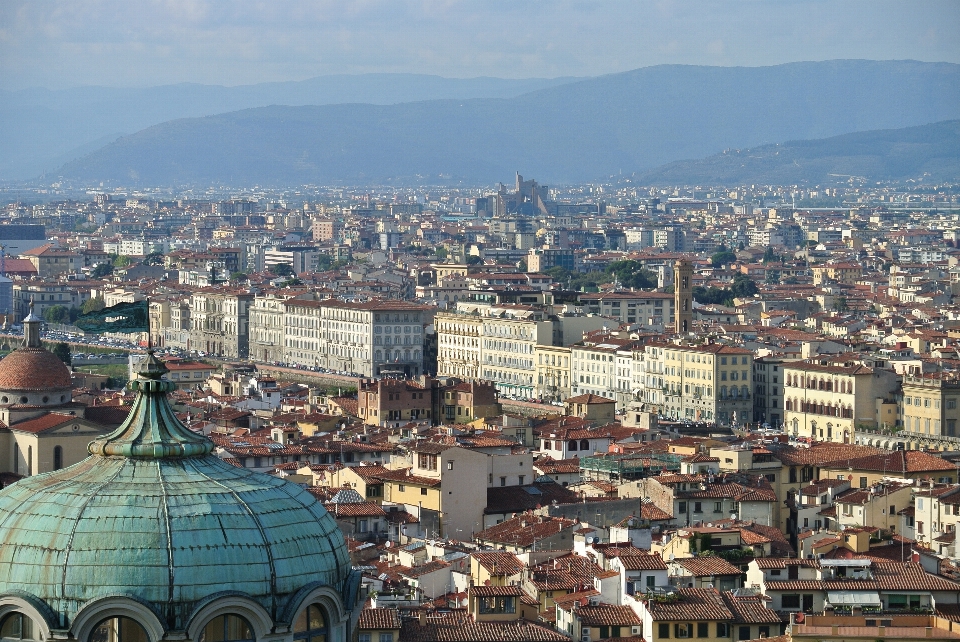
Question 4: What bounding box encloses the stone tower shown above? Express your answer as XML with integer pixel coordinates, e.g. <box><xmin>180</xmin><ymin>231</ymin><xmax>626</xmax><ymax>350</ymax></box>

<box><xmin>674</xmin><ymin>259</ymin><xmax>693</xmax><ymax>334</ymax></box>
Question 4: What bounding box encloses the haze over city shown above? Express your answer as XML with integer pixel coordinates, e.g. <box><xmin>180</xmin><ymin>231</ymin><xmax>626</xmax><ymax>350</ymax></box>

<box><xmin>1</xmin><ymin>5</ymin><xmax>960</xmax><ymax>642</ymax></box>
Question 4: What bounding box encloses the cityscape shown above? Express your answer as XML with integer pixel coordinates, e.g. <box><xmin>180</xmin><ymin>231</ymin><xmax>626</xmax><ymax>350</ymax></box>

<box><xmin>1</xmin><ymin>4</ymin><xmax>960</xmax><ymax>642</ymax></box>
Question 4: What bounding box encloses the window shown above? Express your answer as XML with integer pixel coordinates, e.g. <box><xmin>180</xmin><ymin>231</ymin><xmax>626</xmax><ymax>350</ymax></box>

<box><xmin>294</xmin><ymin>604</ymin><xmax>327</xmax><ymax>642</ymax></box>
<box><xmin>500</xmin><ymin>477</ymin><xmax>506</xmax><ymax>487</ymax></box>
<box><xmin>647</xmin><ymin>575</ymin><xmax>657</xmax><ymax>588</ymax></box>
<box><xmin>678</xmin><ymin>501</ymin><xmax>687</xmax><ymax>514</ymax></box>
<box><xmin>0</xmin><ymin>613</ymin><xmax>38</xmax><ymax>641</ymax></box>
<box><xmin>54</xmin><ymin>445</ymin><xmax>63</xmax><ymax>470</ymax></box>
<box><xmin>420</xmin><ymin>487</ymin><xmax>427</xmax><ymax>496</ymax></box>
<box><xmin>378</xmin><ymin>634</ymin><xmax>393</xmax><ymax>642</ymax></box>
<box><xmin>716</xmin><ymin>624</ymin><xmax>729</xmax><ymax>637</ymax></box>
<box><xmin>859</xmin><ymin>477</ymin><xmax>867</xmax><ymax>489</ymax></box>
<box><xmin>398</xmin><ymin>484</ymin><xmax>405</xmax><ymax>492</ymax></box>
<box><xmin>659</xmin><ymin>624</ymin><xmax>670</xmax><ymax>639</ymax></box>
<box><xmin>738</xmin><ymin>626</ymin><xmax>750</xmax><ymax>640</ymax></box>
<box><xmin>359</xmin><ymin>635</ymin><xmax>371</xmax><ymax>642</ymax></box>
<box><xmin>714</xmin><ymin>502</ymin><xmax>722</xmax><ymax>513</ymax></box>
<box><xmin>90</xmin><ymin>617</ymin><xmax>150</xmax><ymax>642</ymax></box>
<box><xmin>781</xmin><ymin>595</ymin><xmax>800</xmax><ymax>609</ymax></box>
<box><xmin>447</xmin><ymin>460</ymin><xmax>454</xmax><ymax>471</ymax></box>
<box><xmin>693</xmin><ymin>502</ymin><xmax>702</xmax><ymax>513</ymax></box>
<box><xmin>675</xmin><ymin>624</ymin><xmax>692</xmax><ymax>639</ymax></box>
<box><xmin>697</xmin><ymin>623</ymin><xmax>709</xmax><ymax>638</ymax></box>
<box><xmin>758</xmin><ymin>626</ymin><xmax>769</xmax><ymax>638</ymax></box>
<box><xmin>519</xmin><ymin>475</ymin><xmax>525</xmax><ymax>485</ymax></box>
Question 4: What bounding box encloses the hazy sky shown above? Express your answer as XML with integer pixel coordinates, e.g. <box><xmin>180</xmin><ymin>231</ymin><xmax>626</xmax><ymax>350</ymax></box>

<box><xmin>2</xmin><ymin>0</ymin><xmax>959</xmax><ymax>90</ymax></box>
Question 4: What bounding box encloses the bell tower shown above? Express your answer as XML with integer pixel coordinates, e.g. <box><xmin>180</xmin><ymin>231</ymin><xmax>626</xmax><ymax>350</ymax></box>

<box><xmin>674</xmin><ymin>259</ymin><xmax>692</xmax><ymax>334</ymax></box>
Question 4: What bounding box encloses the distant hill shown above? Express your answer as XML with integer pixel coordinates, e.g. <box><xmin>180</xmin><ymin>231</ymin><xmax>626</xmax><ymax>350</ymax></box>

<box><xmin>53</xmin><ymin>60</ymin><xmax>960</xmax><ymax>187</ymax></box>
<box><xmin>629</xmin><ymin>120</ymin><xmax>960</xmax><ymax>185</ymax></box>
<box><xmin>0</xmin><ymin>74</ymin><xmax>580</xmax><ymax>180</ymax></box>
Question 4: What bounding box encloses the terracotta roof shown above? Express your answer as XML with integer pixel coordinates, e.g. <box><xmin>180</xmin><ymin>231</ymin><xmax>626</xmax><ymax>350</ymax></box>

<box><xmin>722</xmin><ymin>595</ymin><xmax>782</xmax><ymax>625</ymax></box>
<box><xmin>676</xmin><ymin>557</ymin><xmax>743</xmax><ymax>577</ymax></box>
<box><xmin>616</xmin><ymin>554</ymin><xmax>668</xmax><ymax>571</ymax></box>
<box><xmin>835</xmin><ymin>450</ymin><xmax>956</xmax><ymax>473</ymax></box>
<box><xmin>566</xmin><ymin>394</ymin><xmax>616</xmax><ymax>405</ymax></box>
<box><xmin>472</xmin><ymin>551</ymin><xmax>524</xmax><ymax>576</ymax></box>
<box><xmin>400</xmin><ymin>614</ymin><xmax>568</xmax><ymax>642</ymax></box>
<box><xmin>83</xmin><ymin>405</ymin><xmax>132</xmax><ymax>426</ymax></box>
<box><xmin>469</xmin><ymin>585</ymin><xmax>524</xmax><ymax>597</ymax></box>
<box><xmin>645</xmin><ymin>588</ymin><xmax>734</xmax><ymax>621</ymax></box>
<box><xmin>8</xmin><ymin>412</ymin><xmax>78</xmax><ymax>434</ymax></box>
<box><xmin>575</xmin><ymin>605</ymin><xmax>642</xmax><ymax>627</ymax></box>
<box><xmin>476</xmin><ymin>515</ymin><xmax>578</xmax><ymax>548</ymax></box>
<box><xmin>0</xmin><ymin>347</ymin><xmax>73</xmax><ymax>391</ymax></box>
<box><xmin>764</xmin><ymin>561</ymin><xmax>960</xmax><ymax>592</ymax></box>
<box><xmin>322</xmin><ymin>501</ymin><xmax>387</xmax><ymax>518</ymax></box>
<box><xmin>357</xmin><ymin>608</ymin><xmax>402</xmax><ymax>630</ymax></box>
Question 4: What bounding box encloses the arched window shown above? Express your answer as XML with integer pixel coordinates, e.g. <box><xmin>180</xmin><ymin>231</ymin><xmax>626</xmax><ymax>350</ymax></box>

<box><xmin>0</xmin><ymin>612</ymin><xmax>39</xmax><ymax>641</ymax></box>
<box><xmin>198</xmin><ymin>615</ymin><xmax>254</xmax><ymax>642</ymax></box>
<box><xmin>89</xmin><ymin>617</ymin><xmax>149</xmax><ymax>642</ymax></box>
<box><xmin>580</xmin><ymin>439</ymin><xmax>589</xmax><ymax>451</ymax></box>
<box><xmin>786</xmin><ymin>399</ymin><xmax>793</xmax><ymax>411</ymax></box>
<box><xmin>54</xmin><ymin>446</ymin><xmax>63</xmax><ymax>470</ymax></box>
<box><xmin>293</xmin><ymin>604</ymin><xmax>327</xmax><ymax>642</ymax></box>
<box><xmin>568</xmin><ymin>440</ymin><xmax>578</xmax><ymax>451</ymax></box>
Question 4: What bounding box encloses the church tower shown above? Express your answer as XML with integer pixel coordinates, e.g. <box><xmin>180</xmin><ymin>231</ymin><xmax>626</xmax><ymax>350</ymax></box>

<box><xmin>674</xmin><ymin>259</ymin><xmax>693</xmax><ymax>334</ymax></box>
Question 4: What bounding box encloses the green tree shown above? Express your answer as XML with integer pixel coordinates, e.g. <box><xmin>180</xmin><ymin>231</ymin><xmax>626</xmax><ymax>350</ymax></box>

<box><xmin>112</xmin><ymin>255</ymin><xmax>131</xmax><ymax>268</ymax></box>
<box><xmin>730</xmin><ymin>274</ymin><xmax>759</xmax><ymax>298</ymax></box>
<box><xmin>834</xmin><ymin>296</ymin><xmax>849</xmax><ymax>312</ymax></box>
<box><xmin>42</xmin><ymin>305</ymin><xmax>70</xmax><ymax>324</ymax></box>
<box><xmin>606</xmin><ymin>260</ymin><xmax>657</xmax><ymax>289</ymax></box>
<box><xmin>143</xmin><ymin>252</ymin><xmax>165</xmax><ymax>266</ymax></box>
<box><xmin>710</xmin><ymin>251</ymin><xmax>737</xmax><ymax>267</ymax></box>
<box><xmin>230</xmin><ymin>271</ymin><xmax>248</xmax><ymax>282</ymax></box>
<box><xmin>81</xmin><ymin>297</ymin><xmax>106</xmax><ymax>314</ymax></box>
<box><xmin>272</xmin><ymin>263</ymin><xmax>294</xmax><ymax>277</ymax></box>
<box><xmin>52</xmin><ymin>341</ymin><xmax>72</xmax><ymax>366</ymax></box>
<box><xmin>434</xmin><ymin>247</ymin><xmax>448</xmax><ymax>260</ymax></box>
<box><xmin>465</xmin><ymin>255</ymin><xmax>482</xmax><ymax>265</ymax></box>
<box><xmin>90</xmin><ymin>263</ymin><xmax>114</xmax><ymax>279</ymax></box>
<box><xmin>762</xmin><ymin>246</ymin><xmax>776</xmax><ymax>263</ymax></box>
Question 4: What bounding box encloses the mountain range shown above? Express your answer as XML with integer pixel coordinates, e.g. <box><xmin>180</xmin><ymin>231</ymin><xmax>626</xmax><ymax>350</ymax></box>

<box><xmin>629</xmin><ymin>119</ymin><xmax>960</xmax><ymax>186</ymax></box>
<box><xmin>27</xmin><ymin>60</ymin><xmax>960</xmax><ymax>186</ymax></box>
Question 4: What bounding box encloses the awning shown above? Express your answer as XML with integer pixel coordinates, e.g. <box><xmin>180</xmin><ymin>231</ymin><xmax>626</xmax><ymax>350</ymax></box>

<box><xmin>826</xmin><ymin>591</ymin><xmax>881</xmax><ymax>606</ymax></box>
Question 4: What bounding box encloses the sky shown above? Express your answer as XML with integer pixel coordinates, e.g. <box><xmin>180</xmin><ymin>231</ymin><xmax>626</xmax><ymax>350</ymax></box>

<box><xmin>1</xmin><ymin>0</ymin><xmax>959</xmax><ymax>90</ymax></box>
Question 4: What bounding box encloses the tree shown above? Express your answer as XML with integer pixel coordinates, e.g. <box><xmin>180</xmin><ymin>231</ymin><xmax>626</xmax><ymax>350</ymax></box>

<box><xmin>834</xmin><ymin>296</ymin><xmax>849</xmax><ymax>313</ymax></box>
<box><xmin>710</xmin><ymin>251</ymin><xmax>737</xmax><ymax>268</ymax></box>
<box><xmin>90</xmin><ymin>263</ymin><xmax>114</xmax><ymax>279</ymax></box>
<box><xmin>82</xmin><ymin>297</ymin><xmax>106</xmax><ymax>314</ymax></box>
<box><xmin>762</xmin><ymin>247</ymin><xmax>776</xmax><ymax>263</ymax></box>
<box><xmin>42</xmin><ymin>305</ymin><xmax>69</xmax><ymax>324</ymax></box>
<box><xmin>52</xmin><ymin>342</ymin><xmax>72</xmax><ymax>366</ymax></box>
<box><xmin>143</xmin><ymin>252</ymin><xmax>165</xmax><ymax>266</ymax></box>
<box><xmin>272</xmin><ymin>263</ymin><xmax>294</xmax><ymax>277</ymax></box>
<box><xmin>434</xmin><ymin>247</ymin><xmax>448</xmax><ymax>260</ymax></box>
<box><xmin>606</xmin><ymin>260</ymin><xmax>657</xmax><ymax>289</ymax></box>
<box><xmin>730</xmin><ymin>274</ymin><xmax>759</xmax><ymax>298</ymax></box>
<box><xmin>230</xmin><ymin>271</ymin><xmax>248</xmax><ymax>282</ymax></box>
<box><xmin>465</xmin><ymin>255</ymin><xmax>482</xmax><ymax>265</ymax></box>
<box><xmin>112</xmin><ymin>254</ymin><xmax>131</xmax><ymax>268</ymax></box>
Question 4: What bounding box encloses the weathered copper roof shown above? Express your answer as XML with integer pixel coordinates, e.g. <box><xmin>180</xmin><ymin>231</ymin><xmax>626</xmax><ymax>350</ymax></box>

<box><xmin>0</xmin><ymin>350</ymin><xmax>355</xmax><ymax>630</ymax></box>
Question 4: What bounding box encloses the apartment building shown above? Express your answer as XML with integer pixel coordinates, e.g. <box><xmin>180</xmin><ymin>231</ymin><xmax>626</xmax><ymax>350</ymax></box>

<box><xmin>578</xmin><ymin>292</ymin><xmax>675</xmax><ymax>330</ymax></box>
<box><xmin>534</xmin><ymin>345</ymin><xmax>571</xmax><ymax>402</ymax></box>
<box><xmin>438</xmin><ymin>303</ymin><xmax>608</xmax><ymax>400</ymax></box>
<box><xmin>570</xmin><ymin>336</ymin><xmax>642</xmax><ymax>406</ymax></box>
<box><xmin>189</xmin><ymin>289</ymin><xmax>254</xmax><ymax>358</ymax></box>
<box><xmin>783</xmin><ymin>361</ymin><xmax>900</xmax><ymax>442</ymax></box>
<box><xmin>901</xmin><ymin>373</ymin><xmax>960</xmax><ymax>439</ymax></box>
<box><xmin>752</xmin><ymin>356</ymin><xmax>797</xmax><ymax>428</ymax></box>
<box><xmin>435</xmin><ymin>311</ymin><xmax>482</xmax><ymax>379</ymax></box>
<box><xmin>643</xmin><ymin>343</ymin><xmax>755</xmax><ymax>425</ymax></box>
<box><xmin>283</xmin><ymin>298</ymin><xmax>432</xmax><ymax>377</ymax></box>
<box><xmin>248</xmin><ymin>291</ymin><xmax>291</xmax><ymax>363</ymax></box>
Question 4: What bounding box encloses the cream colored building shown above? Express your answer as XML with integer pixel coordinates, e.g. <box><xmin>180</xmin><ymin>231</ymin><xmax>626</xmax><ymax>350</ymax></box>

<box><xmin>249</xmin><ymin>291</ymin><xmax>291</xmax><ymax>363</ymax></box>
<box><xmin>435</xmin><ymin>311</ymin><xmax>482</xmax><ymax>379</ymax></box>
<box><xmin>642</xmin><ymin>343</ymin><xmax>755</xmax><ymax>425</ymax></box>
<box><xmin>535</xmin><ymin>345</ymin><xmax>571</xmax><ymax>401</ymax></box>
<box><xmin>479</xmin><ymin>307</ymin><xmax>555</xmax><ymax>399</ymax></box>
<box><xmin>783</xmin><ymin>361</ymin><xmax>900</xmax><ymax>443</ymax></box>
<box><xmin>901</xmin><ymin>373</ymin><xmax>960</xmax><ymax>439</ymax></box>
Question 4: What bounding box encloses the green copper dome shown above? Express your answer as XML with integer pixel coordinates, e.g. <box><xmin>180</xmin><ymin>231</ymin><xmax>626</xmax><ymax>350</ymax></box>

<box><xmin>0</xmin><ymin>352</ymin><xmax>353</xmax><ymax>631</ymax></box>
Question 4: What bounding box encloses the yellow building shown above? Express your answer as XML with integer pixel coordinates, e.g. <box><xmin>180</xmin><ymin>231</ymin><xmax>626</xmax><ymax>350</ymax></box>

<box><xmin>355</xmin><ymin>608</ymin><xmax>401</xmax><ymax>642</ymax></box>
<box><xmin>783</xmin><ymin>361</ymin><xmax>900</xmax><ymax>442</ymax></box>
<box><xmin>901</xmin><ymin>373</ymin><xmax>960</xmax><ymax>439</ymax></box>
<box><xmin>644</xmin><ymin>342</ymin><xmax>755</xmax><ymax>425</ymax></box>
<box><xmin>636</xmin><ymin>587</ymin><xmax>782</xmax><ymax>642</ymax></box>
<box><xmin>470</xmin><ymin>551</ymin><xmax>525</xmax><ymax>587</ymax></box>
